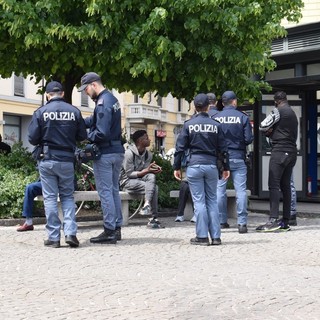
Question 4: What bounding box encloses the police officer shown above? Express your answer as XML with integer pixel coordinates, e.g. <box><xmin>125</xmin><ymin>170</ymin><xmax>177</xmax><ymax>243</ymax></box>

<box><xmin>213</xmin><ymin>91</ymin><xmax>253</xmax><ymax>233</ymax></box>
<box><xmin>28</xmin><ymin>81</ymin><xmax>87</xmax><ymax>248</ymax></box>
<box><xmin>207</xmin><ymin>93</ymin><xmax>219</xmax><ymax>117</ymax></box>
<box><xmin>173</xmin><ymin>93</ymin><xmax>230</xmax><ymax>246</ymax></box>
<box><xmin>78</xmin><ymin>72</ymin><xmax>125</xmax><ymax>244</ymax></box>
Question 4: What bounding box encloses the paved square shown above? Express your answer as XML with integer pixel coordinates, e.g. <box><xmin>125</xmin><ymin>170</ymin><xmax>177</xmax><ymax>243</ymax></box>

<box><xmin>0</xmin><ymin>213</ymin><xmax>319</xmax><ymax>320</ymax></box>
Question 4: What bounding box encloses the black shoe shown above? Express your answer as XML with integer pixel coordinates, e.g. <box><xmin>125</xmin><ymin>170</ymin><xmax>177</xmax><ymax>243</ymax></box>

<box><xmin>276</xmin><ymin>221</ymin><xmax>291</xmax><ymax>232</ymax></box>
<box><xmin>44</xmin><ymin>239</ymin><xmax>60</xmax><ymax>248</ymax></box>
<box><xmin>90</xmin><ymin>229</ymin><xmax>117</xmax><ymax>244</ymax></box>
<box><xmin>147</xmin><ymin>218</ymin><xmax>161</xmax><ymax>229</ymax></box>
<box><xmin>220</xmin><ymin>223</ymin><xmax>230</xmax><ymax>229</ymax></box>
<box><xmin>289</xmin><ymin>215</ymin><xmax>297</xmax><ymax>226</ymax></box>
<box><xmin>211</xmin><ymin>238</ymin><xmax>222</xmax><ymax>245</ymax></box>
<box><xmin>190</xmin><ymin>237</ymin><xmax>209</xmax><ymax>246</ymax></box>
<box><xmin>238</xmin><ymin>224</ymin><xmax>248</xmax><ymax>234</ymax></box>
<box><xmin>65</xmin><ymin>235</ymin><xmax>79</xmax><ymax>248</ymax></box>
<box><xmin>256</xmin><ymin>219</ymin><xmax>280</xmax><ymax>232</ymax></box>
<box><xmin>115</xmin><ymin>227</ymin><xmax>121</xmax><ymax>241</ymax></box>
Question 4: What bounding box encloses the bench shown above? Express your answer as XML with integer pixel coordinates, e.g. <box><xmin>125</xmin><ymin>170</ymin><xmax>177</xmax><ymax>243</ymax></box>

<box><xmin>35</xmin><ymin>191</ymin><xmax>144</xmax><ymax>226</ymax></box>
<box><xmin>170</xmin><ymin>189</ymin><xmax>251</xmax><ymax>220</ymax></box>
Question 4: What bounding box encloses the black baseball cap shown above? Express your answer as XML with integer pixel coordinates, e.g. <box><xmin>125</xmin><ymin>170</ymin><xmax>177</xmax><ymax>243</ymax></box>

<box><xmin>194</xmin><ymin>93</ymin><xmax>209</xmax><ymax>107</ymax></box>
<box><xmin>78</xmin><ymin>72</ymin><xmax>101</xmax><ymax>92</ymax></box>
<box><xmin>221</xmin><ymin>91</ymin><xmax>237</xmax><ymax>103</ymax></box>
<box><xmin>45</xmin><ymin>81</ymin><xmax>63</xmax><ymax>93</ymax></box>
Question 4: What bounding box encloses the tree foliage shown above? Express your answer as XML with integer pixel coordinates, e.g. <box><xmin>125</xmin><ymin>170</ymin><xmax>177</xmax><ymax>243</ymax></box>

<box><xmin>0</xmin><ymin>143</ymin><xmax>38</xmax><ymax>218</ymax></box>
<box><xmin>0</xmin><ymin>0</ymin><xmax>303</xmax><ymax>102</ymax></box>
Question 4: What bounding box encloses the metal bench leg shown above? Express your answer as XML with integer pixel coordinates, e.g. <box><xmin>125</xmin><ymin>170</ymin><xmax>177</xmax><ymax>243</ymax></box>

<box><xmin>128</xmin><ymin>198</ymin><xmax>144</xmax><ymax>220</ymax></box>
<box><xmin>122</xmin><ymin>200</ymin><xmax>129</xmax><ymax>226</ymax></box>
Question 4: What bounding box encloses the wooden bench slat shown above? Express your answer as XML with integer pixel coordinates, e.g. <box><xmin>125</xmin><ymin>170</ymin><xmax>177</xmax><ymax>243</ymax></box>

<box><xmin>34</xmin><ymin>191</ymin><xmax>144</xmax><ymax>226</ymax></box>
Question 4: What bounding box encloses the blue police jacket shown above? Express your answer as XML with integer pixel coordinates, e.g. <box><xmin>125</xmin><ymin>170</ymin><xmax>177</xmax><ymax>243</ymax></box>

<box><xmin>213</xmin><ymin>106</ymin><xmax>253</xmax><ymax>159</ymax></box>
<box><xmin>208</xmin><ymin>106</ymin><xmax>219</xmax><ymax>117</ymax></box>
<box><xmin>28</xmin><ymin>97</ymin><xmax>87</xmax><ymax>162</ymax></box>
<box><xmin>85</xmin><ymin>89</ymin><xmax>124</xmax><ymax>154</ymax></box>
<box><xmin>173</xmin><ymin>112</ymin><xmax>228</xmax><ymax>170</ymax></box>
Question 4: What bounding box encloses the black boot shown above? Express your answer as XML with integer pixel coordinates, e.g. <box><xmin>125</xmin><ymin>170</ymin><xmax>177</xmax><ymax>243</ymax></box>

<box><xmin>90</xmin><ymin>228</ymin><xmax>117</xmax><ymax>244</ymax></box>
<box><xmin>115</xmin><ymin>227</ymin><xmax>121</xmax><ymax>241</ymax></box>
<box><xmin>289</xmin><ymin>214</ymin><xmax>297</xmax><ymax>226</ymax></box>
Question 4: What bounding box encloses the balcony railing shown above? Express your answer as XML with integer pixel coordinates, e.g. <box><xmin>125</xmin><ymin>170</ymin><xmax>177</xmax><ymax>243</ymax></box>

<box><xmin>127</xmin><ymin>103</ymin><xmax>167</xmax><ymax>123</ymax></box>
<box><xmin>176</xmin><ymin>113</ymin><xmax>187</xmax><ymax>123</ymax></box>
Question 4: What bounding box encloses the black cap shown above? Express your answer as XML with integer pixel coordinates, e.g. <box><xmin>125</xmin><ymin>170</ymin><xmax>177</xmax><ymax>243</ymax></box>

<box><xmin>194</xmin><ymin>93</ymin><xmax>209</xmax><ymax>107</ymax></box>
<box><xmin>78</xmin><ymin>72</ymin><xmax>101</xmax><ymax>92</ymax></box>
<box><xmin>45</xmin><ymin>81</ymin><xmax>63</xmax><ymax>93</ymax></box>
<box><xmin>221</xmin><ymin>90</ymin><xmax>237</xmax><ymax>103</ymax></box>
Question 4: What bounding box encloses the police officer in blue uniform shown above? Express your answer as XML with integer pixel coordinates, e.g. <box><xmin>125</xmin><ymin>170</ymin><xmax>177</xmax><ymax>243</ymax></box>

<box><xmin>78</xmin><ymin>72</ymin><xmax>125</xmax><ymax>244</ymax></box>
<box><xmin>207</xmin><ymin>93</ymin><xmax>219</xmax><ymax>117</ymax></box>
<box><xmin>213</xmin><ymin>91</ymin><xmax>253</xmax><ymax>233</ymax></box>
<box><xmin>28</xmin><ymin>81</ymin><xmax>87</xmax><ymax>248</ymax></box>
<box><xmin>173</xmin><ymin>93</ymin><xmax>230</xmax><ymax>246</ymax></box>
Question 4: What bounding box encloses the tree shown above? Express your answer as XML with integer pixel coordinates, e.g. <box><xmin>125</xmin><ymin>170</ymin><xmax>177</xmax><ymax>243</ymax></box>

<box><xmin>0</xmin><ymin>0</ymin><xmax>303</xmax><ymax>103</ymax></box>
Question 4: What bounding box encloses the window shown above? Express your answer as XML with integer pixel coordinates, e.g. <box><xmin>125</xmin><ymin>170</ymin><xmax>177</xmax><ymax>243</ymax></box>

<box><xmin>3</xmin><ymin>115</ymin><xmax>21</xmax><ymax>145</ymax></box>
<box><xmin>14</xmin><ymin>74</ymin><xmax>24</xmax><ymax>97</ymax></box>
<box><xmin>178</xmin><ymin>99</ymin><xmax>182</xmax><ymax>112</ymax></box>
<box><xmin>157</xmin><ymin>95</ymin><xmax>162</xmax><ymax>108</ymax></box>
<box><xmin>81</xmin><ymin>91</ymin><xmax>89</xmax><ymax>107</ymax></box>
<box><xmin>134</xmin><ymin>94</ymin><xmax>139</xmax><ymax>103</ymax></box>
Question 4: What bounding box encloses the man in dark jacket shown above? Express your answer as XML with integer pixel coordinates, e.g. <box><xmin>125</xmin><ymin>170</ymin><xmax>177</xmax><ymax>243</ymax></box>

<box><xmin>78</xmin><ymin>72</ymin><xmax>125</xmax><ymax>244</ymax></box>
<box><xmin>207</xmin><ymin>93</ymin><xmax>219</xmax><ymax>117</ymax></box>
<box><xmin>213</xmin><ymin>91</ymin><xmax>253</xmax><ymax>233</ymax></box>
<box><xmin>28</xmin><ymin>81</ymin><xmax>87</xmax><ymax>248</ymax></box>
<box><xmin>173</xmin><ymin>93</ymin><xmax>230</xmax><ymax>246</ymax></box>
<box><xmin>256</xmin><ymin>91</ymin><xmax>298</xmax><ymax>232</ymax></box>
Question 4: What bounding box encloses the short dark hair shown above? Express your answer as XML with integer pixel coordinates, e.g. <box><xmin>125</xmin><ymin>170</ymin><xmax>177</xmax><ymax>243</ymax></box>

<box><xmin>274</xmin><ymin>91</ymin><xmax>287</xmax><ymax>102</ymax></box>
<box><xmin>131</xmin><ymin>130</ymin><xmax>147</xmax><ymax>143</ymax></box>
<box><xmin>207</xmin><ymin>93</ymin><xmax>216</xmax><ymax>104</ymax></box>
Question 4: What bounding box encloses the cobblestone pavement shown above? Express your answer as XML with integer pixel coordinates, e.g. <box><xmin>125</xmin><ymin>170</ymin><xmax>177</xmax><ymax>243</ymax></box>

<box><xmin>0</xmin><ymin>212</ymin><xmax>319</xmax><ymax>320</ymax></box>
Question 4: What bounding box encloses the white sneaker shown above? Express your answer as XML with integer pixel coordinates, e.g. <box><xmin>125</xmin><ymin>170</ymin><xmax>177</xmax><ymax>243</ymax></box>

<box><xmin>175</xmin><ymin>216</ymin><xmax>185</xmax><ymax>222</ymax></box>
<box><xmin>190</xmin><ymin>215</ymin><xmax>196</xmax><ymax>223</ymax></box>
<box><xmin>139</xmin><ymin>204</ymin><xmax>151</xmax><ymax>216</ymax></box>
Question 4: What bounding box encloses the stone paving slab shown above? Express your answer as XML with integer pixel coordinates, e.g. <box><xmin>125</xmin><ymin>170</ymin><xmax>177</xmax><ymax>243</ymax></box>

<box><xmin>0</xmin><ymin>212</ymin><xmax>319</xmax><ymax>320</ymax></box>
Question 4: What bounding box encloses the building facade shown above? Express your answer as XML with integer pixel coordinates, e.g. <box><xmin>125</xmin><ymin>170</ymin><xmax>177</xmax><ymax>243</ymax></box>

<box><xmin>249</xmin><ymin>0</ymin><xmax>320</xmax><ymax>200</ymax></box>
<box><xmin>0</xmin><ymin>74</ymin><xmax>192</xmax><ymax>154</ymax></box>
<box><xmin>1</xmin><ymin>0</ymin><xmax>319</xmax><ymax>200</ymax></box>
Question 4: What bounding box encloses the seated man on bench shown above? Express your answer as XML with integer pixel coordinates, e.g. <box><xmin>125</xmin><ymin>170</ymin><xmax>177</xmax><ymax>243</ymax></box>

<box><xmin>17</xmin><ymin>179</ymin><xmax>42</xmax><ymax>232</ymax></box>
<box><xmin>119</xmin><ymin>130</ymin><xmax>162</xmax><ymax>228</ymax></box>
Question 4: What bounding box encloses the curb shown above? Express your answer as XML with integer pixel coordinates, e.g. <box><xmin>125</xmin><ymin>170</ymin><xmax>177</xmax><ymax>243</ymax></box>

<box><xmin>0</xmin><ymin>209</ymin><xmax>178</xmax><ymax>227</ymax></box>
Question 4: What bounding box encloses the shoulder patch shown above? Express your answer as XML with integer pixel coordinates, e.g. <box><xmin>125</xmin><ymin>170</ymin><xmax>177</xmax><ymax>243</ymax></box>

<box><xmin>211</xmin><ymin>117</ymin><xmax>221</xmax><ymax>124</ymax></box>
<box><xmin>113</xmin><ymin>101</ymin><xmax>121</xmax><ymax>112</ymax></box>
